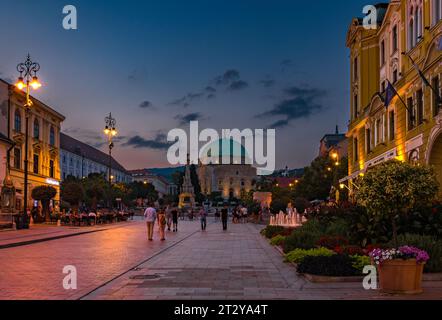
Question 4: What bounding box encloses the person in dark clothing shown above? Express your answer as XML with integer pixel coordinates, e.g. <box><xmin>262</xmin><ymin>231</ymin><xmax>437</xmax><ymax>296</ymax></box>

<box><xmin>171</xmin><ymin>206</ymin><xmax>179</xmax><ymax>232</ymax></box>
<box><xmin>221</xmin><ymin>204</ymin><xmax>229</xmax><ymax>231</ymax></box>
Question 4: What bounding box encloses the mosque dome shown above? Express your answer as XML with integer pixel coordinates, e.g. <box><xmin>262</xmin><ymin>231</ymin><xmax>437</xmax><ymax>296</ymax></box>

<box><xmin>199</xmin><ymin>138</ymin><xmax>252</xmax><ymax>165</ymax></box>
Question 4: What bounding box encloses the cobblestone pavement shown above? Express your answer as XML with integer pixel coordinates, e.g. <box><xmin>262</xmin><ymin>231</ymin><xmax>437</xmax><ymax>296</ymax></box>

<box><xmin>0</xmin><ymin>220</ymin><xmax>200</xmax><ymax>300</ymax></box>
<box><xmin>83</xmin><ymin>222</ymin><xmax>442</xmax><ymax>300</ymax></box>
<box><xmin>1</xmin><ymin>220</ymin><xmax>442</xmax><ymax>300</ymax></box>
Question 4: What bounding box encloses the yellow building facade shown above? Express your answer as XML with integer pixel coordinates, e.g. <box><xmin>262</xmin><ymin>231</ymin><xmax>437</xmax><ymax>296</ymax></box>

<box><xmin>0</xmin><ymin>79</ymin><xmax>65</xmax><ymax>212</ymax></box>
<box><xmin>344</xmin><ymin>0</ymin><xmax>442</xmax><ymax>191</ymax></box>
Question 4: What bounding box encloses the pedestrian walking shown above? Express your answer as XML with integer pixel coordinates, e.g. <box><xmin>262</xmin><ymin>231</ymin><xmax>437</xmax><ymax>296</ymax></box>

<box><xmin>144</xmin><ymin>204</ymin><xmax>157</xmax><ymax>241</ymax></box>
<box><xmin>199</xmin><ymin>206</ymin><xmax>208</xmax><ymax>231</ymax></box>
<box><xmin>221</xmin><ymin>203</ymin><xmax>229</xmax><ymax>231</ymax></box>
<box><xmin>165</xmin><ymin>205</ymin><xmax>173</xmax><ymax>231</ymax></box>
<box><xmin>157</xmin><ymin>209</ymin><xmax>167</xmax><ymax>241</ymax></box>
<box><xmin>171</xmin><ymin>205</ymin><xmax>179</xmax><ymax>232</ymax></box>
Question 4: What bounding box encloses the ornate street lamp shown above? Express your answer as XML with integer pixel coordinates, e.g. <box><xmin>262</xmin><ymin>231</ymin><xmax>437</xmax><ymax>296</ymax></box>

<box><xmin>104</xmin><ymin>113</ymin><xmax>117</xmax><ymax>208</ymax></box>
<box><xmin>15</xmin><ymin>54</ymin><xmax>42</xmax><ymax>229</ymax></box>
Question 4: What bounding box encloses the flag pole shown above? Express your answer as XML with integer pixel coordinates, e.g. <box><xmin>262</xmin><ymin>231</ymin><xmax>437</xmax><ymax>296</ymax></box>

<box><xmin>386</xmin><ymin>79</ymin><xmax>410</xmax><ymax>112</ymax></box>
<box><xmin>402</xmin><ymin>52</ymin><xmax>442</xmax><ymax>107</ymax></box>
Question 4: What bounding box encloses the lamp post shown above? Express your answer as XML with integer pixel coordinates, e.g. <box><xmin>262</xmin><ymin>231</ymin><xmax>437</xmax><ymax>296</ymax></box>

<box><xmin>15</xmin><ymin>54</ymin><xmax>42</xmax><ymax>229</ymax></box>
<box><xmin>104</xmin><ymin>113</ymin><xmax>117</xmax><ymax>208</ymax></box>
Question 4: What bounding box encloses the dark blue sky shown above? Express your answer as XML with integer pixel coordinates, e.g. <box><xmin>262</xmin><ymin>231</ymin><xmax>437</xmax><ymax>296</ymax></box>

<box><xmin>0</xmin><ymin>0</ymin><xmax>371</xmax><ymax>170</ymax></box>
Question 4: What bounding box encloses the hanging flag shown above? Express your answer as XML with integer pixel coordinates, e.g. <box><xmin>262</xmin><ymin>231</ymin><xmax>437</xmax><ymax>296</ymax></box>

<box><xmin>409</xmin><ymin>55</ymin><xmax>432</xmax><ymax>88</ymax></box>
<box><xmin>384</xmin><ymin>81</ymin><xmax>399</xmax><ymax>108</ymax></box>
<box><xmin>438</xmin><ymin>37</ymin><xmax>442</xmax><ymax>51</ymax></box>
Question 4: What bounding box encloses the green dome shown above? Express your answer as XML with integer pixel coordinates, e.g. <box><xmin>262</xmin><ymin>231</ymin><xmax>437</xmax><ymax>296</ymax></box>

<box><xmin>200</xmin><ymin>138</ymin><xmax>252</xmax><ymax>164</ymax></box>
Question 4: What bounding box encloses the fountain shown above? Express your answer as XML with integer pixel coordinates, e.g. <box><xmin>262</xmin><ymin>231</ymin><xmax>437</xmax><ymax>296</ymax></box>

<box><xmin>269</xmin><ymin>208</ymin><xmax>306</xmax><ymax>228</ymax></box>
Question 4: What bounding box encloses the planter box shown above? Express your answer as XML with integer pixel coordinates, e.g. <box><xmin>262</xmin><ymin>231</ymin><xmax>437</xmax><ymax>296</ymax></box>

<box><xmin>377</xmin><ymin>259</ymin><xmax>425</xmax><ymax>295</ymax></box>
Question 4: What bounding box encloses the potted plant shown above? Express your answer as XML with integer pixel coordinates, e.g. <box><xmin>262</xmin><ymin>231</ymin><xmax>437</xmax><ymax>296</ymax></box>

<box><xmin>370</xmin><ymin>246</ymin><xmax>429</xmax><ymax>294</ymax></box>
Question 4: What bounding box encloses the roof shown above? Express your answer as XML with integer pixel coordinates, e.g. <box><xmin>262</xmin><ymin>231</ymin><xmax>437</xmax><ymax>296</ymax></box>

<box><xmin>60</xmin><ymin>133</ymin><xmax>128</xmax><ymax>174</ymax></box>
<box><xmin>320</xmin><ymin>134</ymin><xmax>346</xmax><ymax>149</ymax></box>
<box><xmin>128</xmin><ymin>169</ymin><xmax>175</xmax><ymax>186</ymax></box>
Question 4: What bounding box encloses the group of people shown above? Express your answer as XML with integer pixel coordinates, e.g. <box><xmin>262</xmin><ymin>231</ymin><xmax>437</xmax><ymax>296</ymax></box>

<box><xmin>144</xmin><ymin>204</ymin><xmax>179</xmax><ymax>241</ymax></box>
<box><xmin>143</xmin><ymin>203</ymin><xmax>233</xmax><ymax>241</ymax></box>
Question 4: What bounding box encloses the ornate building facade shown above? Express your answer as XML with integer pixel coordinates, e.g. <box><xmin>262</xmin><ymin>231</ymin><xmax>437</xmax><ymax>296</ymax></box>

<box><xmin>197</xmin><ymin>139</ymin><xmax>257</xmax><ymax>200</ymax></box>
<box><xmin>343</xmin><ymin>0</ymin><xmax>442</xmax><ymax>190</ymax></box>
<box><xmin>60</xmin><ymin>133</ymin><xmax>132</xmax><ymax>184</ymax></box>
<box><xmin>0</xmin><ymin>79</ymin><xmax>65</xmax><ymax>212</ymax></box>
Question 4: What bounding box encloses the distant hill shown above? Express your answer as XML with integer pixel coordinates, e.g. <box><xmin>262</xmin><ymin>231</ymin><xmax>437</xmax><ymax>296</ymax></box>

<box><xmin>271</xmin><ymin>168</ymin><xmax>304</xmax><ymax>178</ymax></box>
<box><xmin>146</xmin><ymin>166</ymin><xmax>185</xmax><ymax>182</ymax></box>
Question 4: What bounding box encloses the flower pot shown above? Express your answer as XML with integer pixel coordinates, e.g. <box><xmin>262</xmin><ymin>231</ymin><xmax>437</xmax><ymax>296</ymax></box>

<box><xmin>377</xmin><ymin>259</ymin><xmax>425</xmax><ymax>294</ymax></box>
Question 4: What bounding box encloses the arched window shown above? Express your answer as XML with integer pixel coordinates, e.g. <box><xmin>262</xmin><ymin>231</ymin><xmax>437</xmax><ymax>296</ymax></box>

<box><xmin>408</xmin><ymin>16</ymin><xmax>415</xmax><ymax>49</ymax></box>
<box><xmin>14</xmin><ymin>110</ymin><xmax>21</xmax><ymax>132</ymax></box>
<box><xmin>416</xmin><ymin>7</ymin><xmax>423</xmax><ymax>40</ymax></box>
<box><xmin>50</xmin><ymin>126</ymin><xmax>55</xmax><ymax>146</ymax></box>
<box><xmin>33</xmin><ymin>119</ymin><xmax>40</xmax><ymax>139</ymax></box>
<box><xmin>433</xmin><ymin>0</ymin><xmax>442</xmax><ymax>24</ymax></box>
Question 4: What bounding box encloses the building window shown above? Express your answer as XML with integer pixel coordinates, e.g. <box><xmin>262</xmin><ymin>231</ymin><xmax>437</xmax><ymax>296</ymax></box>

<box><xmin>50</xmin><ymin>160</ymin><xmax>55</xmax><ymax>178</ymax></box>
<box><xmin>62</xmin><ymin>155</ymin><xmax>66</xmax><ymax>164</ymax></box>
<box><xmin>354</xmin><ymin>95</ymin><xmax>358</xmax><ymax>119</ymax></box>
<box><xmin>417</xmin><ymin>89</ymin><xmax>424</xmax><ymax>125</ymax></box>
<box><xmin>366</xmin><ymin>128</ymin><xmax>371</xmax><ymax>153</ymax></box>
<box><xmin>433</xmin><ymin>76</ymin><xmax>440</xmax><ymax>116</ymax></box>
<box><xmin>433</xmin><ymin>0</ymin><xmax>442</xmax><ymax>25</ymax></box>
<box><xmin>407</xmin><ymin>97</ymin><xmax>415</xmax><ymax>130</ymax></box>
<box><xmin>389</xmin><ymin>110</ymin><xmax>395</xmax><ymax>140</ymax></box>
<box><xmin>50</xmin><ymin>126</ymin><xmax>55</xmax><ymax>146</ymax></box>
<box><xmin>392</xmin><ymin>69</ymin><xmax>398</xmax><ymax>84</ymax></box>
<box><xmin>380</xmin><ymin>40</ymin><xmax>385</xmax><ymax>66</ymax></box>
<box><xmin>33</xmin><ymin>119</ymin><xmax>40</xmax><ymax>139</ymax></box>
<box><xmin>354</xmin><ymin>57</ymin><xmax>358</xmax><ymax>80</ymax></box>
<box><xmin>354</xmin><ymin>137</ymin><xmax>359</xmax><ymax>162</ymax></box>
<box><xmin>33</xmin><ymin>154</ymin><xmax>39</xmax><ymax>174</ymax></box>
<box><xmin>14</xmin><ymin>148</ymin><xmax>21</xmax><ymax>169</ymax></box>
<box><xmin>392</xmin><ymin>25</ymin><xmax>398</xmax><ymax>53</ymax></box>
<box><xmin>14</xmin><ymin>110</ymin><xmax>21</xmax><ymax>133</ymax></box>
<box><xmin>408</xmin><ymin>13</ymin><xmax>415</xmax><ymax>49</ymax></box>
<box><xmin>375</xmin><ymin>119</ymin><xmax>382</xmax><ymax>145</ymax></box>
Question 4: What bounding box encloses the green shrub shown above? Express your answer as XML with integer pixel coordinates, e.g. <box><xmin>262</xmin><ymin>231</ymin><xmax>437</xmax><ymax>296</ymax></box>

<box><xmin>391</xmin><ymin>233</ymin><xmax>442</xmax><ymax>273</ymax></box>
<box><xmin>262</xmin><ymin>226</ymin><xmax>285</xmax><ymax>239</ymax></box>
<box><xmin>282</xmin><ymin>219</ymin><xmax>324</xmax><ymax>252</ymax></box>
<box><xmin>325</xmin><ymin>218</ymin><xmax>349</xmax><ymax>237</ymax></box>
<box><xmin>270</xmin><ymin>235</ymin><xmax>286</xmax><ymax>246</ymax></box>
<box><xmin>285</xmin><ymin>247</ymin><xmax>335</xmax><ymax>264</ymax></box>
<box><xmin>351</xmin><ymin>255</ymin><xmax>371</xmax><ymax>272</ymax></box>
<box><xmin>297</xmin><ymin>255</ymin><xmax>360</xmax><ymax>276</ymax></box>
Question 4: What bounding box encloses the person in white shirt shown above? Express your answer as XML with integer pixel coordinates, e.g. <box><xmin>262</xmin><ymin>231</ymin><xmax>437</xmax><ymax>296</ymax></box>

<box><xmin>144</xmin><ymin>204</ymin><xmax>157</xmax><ymax>241</ymax></box>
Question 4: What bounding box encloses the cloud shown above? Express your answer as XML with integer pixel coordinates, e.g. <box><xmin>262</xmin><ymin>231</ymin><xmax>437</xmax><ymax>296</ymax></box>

<box><xmin>256</xmin><ymin>86</ymin><xmax>327</xmax><ymax>128</ymax></box>
<box><xmin>205</xmin><ymin>86</ymin><xmax>216</xmax><ymax>93</ymax></box>
<box><xmin>128</xmin><ymin>67</ymin><xmax>148</xmax><ymax>83</ymax></box>
<box><xmin>212</xmin><ymin>69</ymin><xmax>249</xmax><ymax>92</ymax></box>
<box><xmin>63</xmin><ymin>127</ymin><xmax>126</xmax><ymax>149</ymax></box>
<box><xmin>139</xmin><ymin>100</ymin><xmax>154</xmax><ymax>109</ymax></box>
<box><xmin>228</xmin><ymin>80</ymin><xmax>249</xmax><ymax>91</ymax></box>
<box><xmin>259</xmin><ymin>76</ymin><xmax>276</xmax><ymax>88</ymax></box>
<box><xmin>123</xmin><ymin>133</ymin><xmax>172</xmax><ymax>150</ymax></box>
<box><xmin>174</xmin><ymin>112</ymin><xmax>204</xmax><ymax>125</ymax></box>
<box><xmin>214</xmin><ymin>69</ymin><xmax>240</xmax><ymax>86</ymax></box>
<box><xmin>169</xmin><ymin>92</ymin><xmax>205</xmax><ymax>108</ymax></box>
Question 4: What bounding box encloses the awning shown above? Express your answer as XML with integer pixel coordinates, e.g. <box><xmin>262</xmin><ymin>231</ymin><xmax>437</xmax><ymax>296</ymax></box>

<box><xmin>339</xmin><ymin>169</ymin><xmax>365</xmax><ymax>184</ymax></box>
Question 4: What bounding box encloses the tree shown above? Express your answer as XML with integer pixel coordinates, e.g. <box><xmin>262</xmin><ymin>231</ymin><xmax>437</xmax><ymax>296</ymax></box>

<box><xmin>32</xmin><ymin>186</ymin><xmax>57</xmax><ymax>222</ymax></box>
<box><xmin>61</xmin><ymin>180</ymin><xmax>84</xmax><ymax>213</ymax></box>
<box><xmin>356</xmin><ymin>160</ymin><xmax>439</xmax><ymax>246</ymax></box>
<box><xmin>82</xmin><ymin>173</ymin><xmax>107</xmax><ymax>209</ymax></box>
<box><xmin>128</xmin><ymin>181</ymin><xmax>158</xmax><ymax>205</ymax></box>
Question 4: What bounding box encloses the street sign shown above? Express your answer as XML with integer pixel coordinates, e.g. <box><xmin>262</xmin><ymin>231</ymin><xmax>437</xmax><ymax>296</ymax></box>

<box><xmin>116</xmin><ymin>198</ymin><xmax>122</xmax><ymax>201</ymax></box>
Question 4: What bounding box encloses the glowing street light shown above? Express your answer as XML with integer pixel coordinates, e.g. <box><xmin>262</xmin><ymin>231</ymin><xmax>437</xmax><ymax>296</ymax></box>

<box><xmin>104</xmin><ymin>113</ymin><xmax>117</xmax><ymax>208</ymax></box>
<box><xmin>15</xmin><ymin>54</ymin><xmax>42</xmax><ymax>229</ymax></box>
